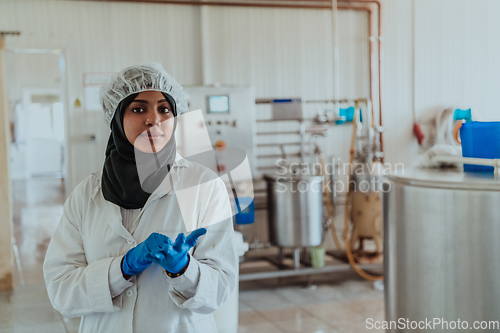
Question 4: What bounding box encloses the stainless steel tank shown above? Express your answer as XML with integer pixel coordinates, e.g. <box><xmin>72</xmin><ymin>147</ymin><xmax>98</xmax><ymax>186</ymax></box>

<box><xmin>264</xmin><ymin>173</ymin><xmax>323</xmax><ymax>247</ymax></box>
<box><xmin>384</xmin><ymin>169</ymin><xmax>500</xmax><ymax>332</ymax></box>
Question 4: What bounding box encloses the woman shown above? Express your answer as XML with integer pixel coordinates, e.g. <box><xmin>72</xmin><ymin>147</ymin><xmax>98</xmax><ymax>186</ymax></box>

<box><xmin>43</xmin><ymin>63</ymin><xmax>238</xmax><ymax>333</ymax></box>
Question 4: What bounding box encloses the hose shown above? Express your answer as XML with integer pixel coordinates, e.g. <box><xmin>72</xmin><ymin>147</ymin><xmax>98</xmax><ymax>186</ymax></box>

<box><xmin>344</xmin><ymin>105</ymin><xmax>383</xmax><ymax>281</ymax></box>
<box><xmin>318</xmin><ymin>153</ymin><xmax>343</xmax><ymax>250</ymax></box>
<box><xmin>453</xmin><ymin>121</ymin><xmax>463</xmax><ymax>144</ymax></box>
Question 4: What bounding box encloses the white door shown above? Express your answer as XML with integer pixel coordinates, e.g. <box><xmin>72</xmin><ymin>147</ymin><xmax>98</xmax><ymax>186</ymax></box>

<box><xmin>6</xmin><ymin>51</ymin><xmax>67</xmax><ymax>181</ymax></box>
<box><xmin>25</xmin><ymin>97</ymin><xmax>64</xmax><ymax>177</ymax></box>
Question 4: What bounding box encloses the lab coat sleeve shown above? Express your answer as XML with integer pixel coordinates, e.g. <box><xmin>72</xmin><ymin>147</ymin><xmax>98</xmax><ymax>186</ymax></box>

<box><xmin>165</xmin><ymin>178</ymin><xmax>238</xmax><ymax>314</ymax></box>
<box><xmin>43</xmin><ymin>185</ymin><xmax>133</xmax><ymax>317</ymax></box>
<box><xmin>109</xmin><ymin>255</ymin><xmax>134</xmax><ymax>297</ymax></box>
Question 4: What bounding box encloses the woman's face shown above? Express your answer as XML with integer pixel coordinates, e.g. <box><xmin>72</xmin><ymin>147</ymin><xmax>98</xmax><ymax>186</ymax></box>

<box><xmin>122</xmin><ymin>91</ymin><xmax>175</xmax><ymax>153</ymax></box>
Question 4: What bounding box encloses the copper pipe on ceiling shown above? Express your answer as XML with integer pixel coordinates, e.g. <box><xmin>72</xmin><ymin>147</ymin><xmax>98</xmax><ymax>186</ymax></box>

<box><xmin>100</xmin><ymin>0</ymin><xmax>334</xmax><ymax>9</ymax></box>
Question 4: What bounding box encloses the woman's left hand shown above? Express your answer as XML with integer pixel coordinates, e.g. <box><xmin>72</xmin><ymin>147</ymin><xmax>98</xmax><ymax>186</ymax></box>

<box><xmin>150</xmin><ymin>228</ymin><xmax>207</xmax><ymax>273</ymax></box>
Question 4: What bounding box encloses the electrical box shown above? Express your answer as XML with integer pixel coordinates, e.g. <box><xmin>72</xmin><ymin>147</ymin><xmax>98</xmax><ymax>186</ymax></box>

<box><xmin>182</xmin><ymin>85</ymin><xmax>257</xmax><ymax>179</ymax></box>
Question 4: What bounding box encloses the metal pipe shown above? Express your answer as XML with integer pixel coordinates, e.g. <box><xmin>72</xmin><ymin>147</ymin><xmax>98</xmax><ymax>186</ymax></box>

<box><xmin>255</xmin><ymin>98</ymin><xmax>357</xmax><ymax>104</ymax></box>
<box><xmin>308</xmin><ymin>134</ymin><xmax>318</xmax><ymax>172</ymax></box>
<box><xmin>341</xmin><ymin>0</ymin><xmax>384</xmax><ymax>163</ymax></box>
<box><xmin>431</xmin><ymin>156</ymin><xmax>500</xmax><ymax>178</ymax></box>
<box><xmin>299</xmin><ymin>121</ymin><xmax>306</xmax><ymax>164</ymax></box>
<box><xmin>100</xmin><ymin>0</ymin><xmax>335</xmax><ymax>9</ymax></box>
<box><xmin>256</xmin><ymin>153</ymin><xmax>302</xmax><ymax>159</ymax></box>
<box><xmin>256</xmin><ymin>117</ymin><xmax>344</xmax><ymax>122</ymax></box>
<box><xmin>256</xmin><ymin>142</ymin><xmax>301</xmax><ymax>147</ymax></box>
<box><xmin>293</xmin><ymin>248</ymin><xmax>301</xmax><ymax>269</ymax></box>
<box><xmin>256</xmin><ymin>131</ymin><xmax>301</xmax><ymax>135</ymax></box>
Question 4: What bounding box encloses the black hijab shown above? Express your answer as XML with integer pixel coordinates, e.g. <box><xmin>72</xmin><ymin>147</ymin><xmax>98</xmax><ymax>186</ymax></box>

<box><xmin>101</xmin><ymin>92</ymin><xmax>177</xmax><ymax>209</ymax></box>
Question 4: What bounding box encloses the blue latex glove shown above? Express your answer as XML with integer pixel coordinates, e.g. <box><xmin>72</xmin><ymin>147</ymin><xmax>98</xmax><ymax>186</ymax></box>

<box><xmin>122</xmin><ymin>233</ymin><xmax>169</xmax><ymax>276</ymax></box>
<box><xmin>151</xmin><ymin>228</ymin><xmax>207</xmax><ymax>274</ymax></box>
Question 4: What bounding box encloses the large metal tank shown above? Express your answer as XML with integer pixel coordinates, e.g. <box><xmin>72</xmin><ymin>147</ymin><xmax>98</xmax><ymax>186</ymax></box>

<box><xmin>384</xmin><ymin>169</ymin><xmax>500</xmax><ymax>332</ymax></box>
<box><xmin>264</xmin><ymin>173</ymin><xmax>323</xmax><ymax>247</ymax></box>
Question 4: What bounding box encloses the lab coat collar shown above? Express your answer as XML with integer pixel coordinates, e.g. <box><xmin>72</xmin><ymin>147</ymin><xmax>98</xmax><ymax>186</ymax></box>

<box><xmin>91</xmin><ymin>152</ymin><xmax>189</xmax><ymax>204</ymax></box>
<box><xmin>173</xmin><ymin>152</ymin><xmax>189</xmax><ymax>167</ymax></box>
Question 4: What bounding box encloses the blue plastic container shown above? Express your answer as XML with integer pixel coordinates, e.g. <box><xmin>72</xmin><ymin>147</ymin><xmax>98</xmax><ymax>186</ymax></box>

<box><xmin>460</xmin><ymin>121</ymin><xmax>500</xmax><ymax>172</ymax></box>
<box><xmin>234</xmin><ymin>197</ymin><xmax>255</xmax><ymax>225</ymax></box>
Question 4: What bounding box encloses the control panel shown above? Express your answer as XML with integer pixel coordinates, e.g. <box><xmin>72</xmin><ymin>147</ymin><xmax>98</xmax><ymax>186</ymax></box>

<box><xmin>183</xmin><ymin>85</ymin><xmax>257</xmax><ymax>178</ymax></box>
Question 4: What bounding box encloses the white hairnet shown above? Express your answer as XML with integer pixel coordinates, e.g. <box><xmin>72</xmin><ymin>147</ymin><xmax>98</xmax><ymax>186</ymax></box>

<box><xmin>99</xmin><ymin>63</ymin><xmax>189</xmax><ymax>125</ymax></box>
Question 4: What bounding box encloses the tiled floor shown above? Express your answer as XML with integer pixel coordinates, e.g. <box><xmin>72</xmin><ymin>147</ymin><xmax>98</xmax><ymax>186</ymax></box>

<box><xmin>1</xmin><ymin>178</ymin><xmax>78</xmax><ymax>333</ymax></box>
<box><xmin>237</xmin><ymin>273</ymin><xmax>385</xmax><ymax>333</ymax></box>
<box><xmin>1</xmin><ymin>177</ymin><xmax>385</xmax><ymax>333</ymax></box>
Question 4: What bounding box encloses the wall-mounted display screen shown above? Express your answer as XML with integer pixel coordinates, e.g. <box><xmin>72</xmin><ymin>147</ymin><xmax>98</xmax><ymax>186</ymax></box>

<box><xmin>207</xmin><ymin>95</ymin><xmax>230</xmax><ymax>113</ymax></box>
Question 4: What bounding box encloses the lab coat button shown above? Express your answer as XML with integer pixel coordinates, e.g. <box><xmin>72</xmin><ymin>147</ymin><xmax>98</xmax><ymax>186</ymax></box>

<box><xmin>126</xmin><ymin>289</ymin><xmax>134</xmax><ymax>297</ymax></box>
<box><xmin>127</xmin><ymin>239</ymin><xmax>134</xmax><ymax>245</ymax></box>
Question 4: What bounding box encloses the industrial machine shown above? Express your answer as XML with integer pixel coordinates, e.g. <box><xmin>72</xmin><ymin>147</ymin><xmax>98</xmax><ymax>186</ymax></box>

<box><xmin>384</xmin><ymin>169</ymin><xmax>500</xmax><ymax>332</ymax></box>
<box><xmin>237</xmin><ymin>98</ymin><xmax>385</xmax><ymax>281</ymax></box>
<box><xmin>183</xmin><ymin>85</ymin><xmax>257</xmax><ymax>177</ymax></box>
<box><xmin>177</xmin><ymin>87</ymin><xmax>385</xmax><ymax>282</ymax></box>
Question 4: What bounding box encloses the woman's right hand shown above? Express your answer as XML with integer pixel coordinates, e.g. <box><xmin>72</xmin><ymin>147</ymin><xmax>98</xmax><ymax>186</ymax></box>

<box><xmin>121</xmin><ymin>233</ymin><xmax>170</xmax><ymax>277</ymax></box>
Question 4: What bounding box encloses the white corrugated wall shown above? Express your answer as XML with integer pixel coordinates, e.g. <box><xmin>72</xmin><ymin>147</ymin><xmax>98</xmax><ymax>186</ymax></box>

<box><xmin>381</xmin><ymin>0</ymin><xmax>413</xmax><ymax>166</ymax></box>
<box><xmin>414</xmin><ymin>0</ymin><xmax>500</xmax><ymax>121</ymax></box>
<box><xmin>2</xmin><ymin>0</ymin><xmax>499</xmax><ymax>193</ymax></box>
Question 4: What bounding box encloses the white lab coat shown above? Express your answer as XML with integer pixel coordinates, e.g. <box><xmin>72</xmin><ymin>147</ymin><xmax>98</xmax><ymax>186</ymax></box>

<box><xmin>43</xmin><ymin>153</ymin><xmax>238</xmax><ymax>333</ymax></box>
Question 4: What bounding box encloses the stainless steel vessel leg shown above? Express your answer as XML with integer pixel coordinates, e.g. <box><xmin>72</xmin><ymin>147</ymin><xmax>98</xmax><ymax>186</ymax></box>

<box><xmin>293</xmin><ymin>248</ymin><xmax>301</xmax><ymax>269</ymax></box>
